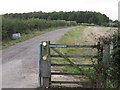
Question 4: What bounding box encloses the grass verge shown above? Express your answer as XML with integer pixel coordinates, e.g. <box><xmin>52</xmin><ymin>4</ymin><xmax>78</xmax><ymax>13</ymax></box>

<box><xmin>1</xmin><ymin>27</ymin><xmax>68</xmax><ymax>49</ymax></box>
<box><xmin>58</xmin><ymin>26</ymin><xmax>85</xmax><ymax>44</ymax></box>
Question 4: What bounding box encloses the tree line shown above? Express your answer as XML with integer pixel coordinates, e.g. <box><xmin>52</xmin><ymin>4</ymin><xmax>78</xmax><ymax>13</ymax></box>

<box><xmin>2</xmin><ymin>11</ymin><xmax>113</xmax><ymax>40</ymax></box>
<box><xmin>4</xmin><ymin>11</ymin><xmax>110</xmax><ymax>26</ymax></box>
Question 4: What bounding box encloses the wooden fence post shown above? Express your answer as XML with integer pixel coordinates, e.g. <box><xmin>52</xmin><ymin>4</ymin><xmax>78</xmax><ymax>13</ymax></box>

<box><xmin>40</xmin><ymin>41</ymin><xmax>51</xmax><ymax>88</ymax></box>
<box><xmin>101</xmin><ymin>37</ymin><xmax>112</xmax><ymax>88</ymax></box>
<box><xmin>102</xmin><ymin>43</ymin><xmax>110</xmax><ymax>66</ymax></box>
<box><xmin>99</xmin><ymin>37</ymin><xmax>111</xmax><ymax>66</ymax></box>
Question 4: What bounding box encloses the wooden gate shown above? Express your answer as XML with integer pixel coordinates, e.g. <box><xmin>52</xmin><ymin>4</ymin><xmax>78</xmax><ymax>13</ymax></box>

<box><xmin>38</xmin><ymin>39</ymin><xmax>112</xmax><ymax>88</ymax></box>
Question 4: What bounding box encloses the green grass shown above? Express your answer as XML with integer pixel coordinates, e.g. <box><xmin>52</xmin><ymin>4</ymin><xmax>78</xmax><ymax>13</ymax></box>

<box><xmin>58</xmin><ymin>26</ymin><xmax>85</xmax><ymax>44</ymax></box>
<box><xmin>1</xmin><ymin>27</ymin><xmax>67</xmax><ymax>49</ymax></box>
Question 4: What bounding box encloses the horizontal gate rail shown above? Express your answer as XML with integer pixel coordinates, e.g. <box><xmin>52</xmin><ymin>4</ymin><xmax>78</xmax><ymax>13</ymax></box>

<box><xmin>51</xmin><ymin>55</ymin><xmax>97</xmax><ymax>58</ymax></box>
<box><xmin>51</xmin><ymin>48</ymin><xmax>83</xmax><ymax>72</ymax></box>
<box><xmin>39</xmin><ymin>41</ymin><xmax>103</xmax><ymax>88</ymax></box>
<box><xmin>49</xmin><ymin>44</ymin><xmax>98</xmax><ymax>48</ymax></box>
<box><xmin>51</xmin><ymin>81</ymin><xmax>82</xmax><ymax>84</ymax></box>
<box><xmin>51</xmin><ymin>72</ymin><xmax>83</xmax><ymax>75</ymax></box>
<box><xmin>51</xmin><ymin>64</ymin><xmax>94</xmax><ymax>67</ymax></box>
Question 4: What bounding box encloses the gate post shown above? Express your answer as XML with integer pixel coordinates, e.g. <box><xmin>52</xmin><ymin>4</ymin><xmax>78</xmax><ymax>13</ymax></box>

<box><xmin>99</xmin><ymin>37</ymin><xmax>111</xmax><ymax>88</ymax></box>
<box><xmin>102</xmin><ymin>38</ymin><xmax>111</xmax><ymax>67</ymax></box>
<box><xmin>96</xmin><ymin>37</ymin><xmax>111</xmax><ymax>88</ymax></box>
<box><xmin>99</xmin><ymin>37</ymin><xmax>111</xmax><ymax>66</ymax></box>
<box><xmin>96</xmin><ymin>41</ymin><xmax>104</xmax><ymax>88</ymax></box>
<box><xmin>39</xmin><ymin>41</ymin><xmax>51</xmax><ymax>88</ymax></box>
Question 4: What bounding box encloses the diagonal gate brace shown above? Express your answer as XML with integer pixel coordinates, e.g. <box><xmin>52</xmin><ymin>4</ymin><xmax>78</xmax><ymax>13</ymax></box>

<box><xmin>51</xmin><ymin>48</ymin><xmax>83</xmax><ymax>73</ymax></box>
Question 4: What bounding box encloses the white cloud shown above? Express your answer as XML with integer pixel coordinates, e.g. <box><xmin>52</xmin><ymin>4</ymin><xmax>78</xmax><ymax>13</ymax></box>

<box><xmin>0</xmin><ymin>0</ymin><xmax>119</xmax><ymax>20</ymax></box>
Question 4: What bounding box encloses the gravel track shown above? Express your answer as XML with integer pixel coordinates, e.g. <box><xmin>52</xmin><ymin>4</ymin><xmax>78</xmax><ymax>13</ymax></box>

<box><xmin>2</xmin><ymin>27</ymin><xmax>74</xmax><ymax>88</ymax></box>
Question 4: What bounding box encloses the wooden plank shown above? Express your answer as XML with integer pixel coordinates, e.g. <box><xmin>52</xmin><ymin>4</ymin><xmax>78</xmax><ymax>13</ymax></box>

<box><xmin>51</xmin><ymin>64</ymin><xmax>94</xmax><ymax>67</ymax></box>
<box><xmin>67</xmin><ymin>45</ymin><xmax>97</xmax><ymax>48</ymax></box>
<box><xmin>51</xmin><ymin>81</ymin><xmax>82</xmax><ymax>84</ymax></box>
<box><xmin>51</xmin><ymin>72</ymin><xmax>83</xmax><ymax>75</ymax></box>
<box><xmin>49</xmin><ymin>44</ymin><xmax>67</xmax><ymax>48</ymax></box>
<box><xmin>51</xmin><ymin>55</ymin><xmax>97</xmax><ymax>58</ymax></box>
<box><xmin>49</xmin><ymin>44</ymin><xmax>97</xmax><ymax>48</ymax></box>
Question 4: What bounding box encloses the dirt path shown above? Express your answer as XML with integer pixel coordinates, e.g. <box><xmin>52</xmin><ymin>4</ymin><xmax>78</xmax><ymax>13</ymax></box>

<box><xmin>2</xmin><ymin>26</ymin><xmax>116</xmax><ymax>88</ymax></box>
<box><xmin>2</xmin><ymin>27</ymin><xmax>74</xmax><ymax>88</ymax></box>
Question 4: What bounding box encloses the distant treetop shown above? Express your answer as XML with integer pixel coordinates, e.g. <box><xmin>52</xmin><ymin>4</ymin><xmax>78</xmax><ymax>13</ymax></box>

<box><xmin>4</xmin><ymin>11</ymin><xmax>110</xmax><ymax>26</ymax></box>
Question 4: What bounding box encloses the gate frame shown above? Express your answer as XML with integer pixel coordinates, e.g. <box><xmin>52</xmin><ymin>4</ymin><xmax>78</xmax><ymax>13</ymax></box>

<box><xmin>38</xmin><ymin>38</ymin><xmax>112</xmax><ymax>88</ymax></box>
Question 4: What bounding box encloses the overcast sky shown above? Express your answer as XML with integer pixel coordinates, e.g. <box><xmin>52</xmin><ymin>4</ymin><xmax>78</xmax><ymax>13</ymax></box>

<box><xmin>0</xmin><ymin>0</ymin><xmax>119</xmax><ymax>20</ymax></box>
